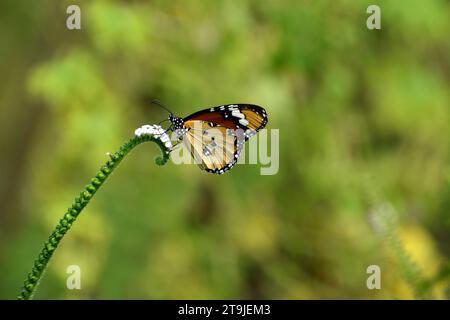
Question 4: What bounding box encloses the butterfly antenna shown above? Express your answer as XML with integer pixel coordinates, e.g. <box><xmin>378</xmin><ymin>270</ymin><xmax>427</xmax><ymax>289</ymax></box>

<box><xmin>151</xmin><ymin>99</ymin><xmax>173</xmax><ymax>116</ymax></box>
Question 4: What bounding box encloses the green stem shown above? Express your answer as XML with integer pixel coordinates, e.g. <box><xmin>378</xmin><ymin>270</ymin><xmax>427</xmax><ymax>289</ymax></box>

<box><xmin>18</xmin><ymin>134</ymin><xmax>170</xmax><ymax>300</ymax></box>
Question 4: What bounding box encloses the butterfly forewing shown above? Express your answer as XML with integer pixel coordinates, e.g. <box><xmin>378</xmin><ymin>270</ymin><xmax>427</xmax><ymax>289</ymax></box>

<box><xmin>184</xmin><ymin>104</ymin><xmax>268</xmax><ymax>132</ymax></box>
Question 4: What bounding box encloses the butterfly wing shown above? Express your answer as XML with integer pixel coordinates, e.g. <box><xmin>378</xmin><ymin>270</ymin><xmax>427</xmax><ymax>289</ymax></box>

<box><xmin>180</xmin><ymin>104</ymin><xmax>268</xmax><ymax>174</ymax></box>
<box><xmin>184</xmin><ymin>104</ymin><xmax>268</xmax><ymax>132</ymax></box>
<box><xmin>182</xmin><ymin>120</ymin><xmax>245</xmax><ymax>174</ymax></box>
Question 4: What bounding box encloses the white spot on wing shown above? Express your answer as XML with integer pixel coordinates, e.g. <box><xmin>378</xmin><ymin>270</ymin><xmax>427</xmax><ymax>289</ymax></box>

<box><xmin>239</xmin><ymin>118</ymin><xmax>249</xmax><ymax>126</ymax></box>
<box><xmin>231</xmin><ymin>110</ymin><xmax>245</xmax><ymax>119</ymax></box>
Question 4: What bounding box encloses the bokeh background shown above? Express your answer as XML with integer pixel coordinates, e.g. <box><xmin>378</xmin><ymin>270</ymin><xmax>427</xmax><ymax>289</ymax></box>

<box><xmin>0</xmin><ymin>0</ymin><xmax>449</xmax><ymax>299</ymax></box>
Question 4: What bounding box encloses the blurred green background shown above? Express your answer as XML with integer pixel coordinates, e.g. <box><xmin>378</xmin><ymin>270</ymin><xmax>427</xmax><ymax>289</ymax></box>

<box><xmin>0</xmin><ymin>0</ymin><xmax>449</xmax><ymax>299</ymax></box>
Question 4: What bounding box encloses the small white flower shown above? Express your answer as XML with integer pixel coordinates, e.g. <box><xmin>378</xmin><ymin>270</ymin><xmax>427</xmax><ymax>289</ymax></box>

<box><xmin>134</xmin><ymin>124</ymin><xmax>172</xmax><ymax>151</ymax></box>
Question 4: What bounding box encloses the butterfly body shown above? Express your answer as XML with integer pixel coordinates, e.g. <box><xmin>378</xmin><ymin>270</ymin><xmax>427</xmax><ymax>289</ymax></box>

<box><xmin>168</xmin><ymin>104</ymin><xmax>268</xmax><ymax>174</ymax></box>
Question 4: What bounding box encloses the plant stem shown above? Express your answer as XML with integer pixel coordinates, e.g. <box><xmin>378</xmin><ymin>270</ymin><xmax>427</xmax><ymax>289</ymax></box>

<box><xmin>18</xmin><ymin>134</ymin><xmax>170</xmax><ymax>300</ymax></box>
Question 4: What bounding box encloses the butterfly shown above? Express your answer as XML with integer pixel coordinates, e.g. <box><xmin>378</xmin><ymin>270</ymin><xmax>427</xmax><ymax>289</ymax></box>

<box><xmin>156</xmin><ymin>102</ymin><xmax>268</xmax><ymax>174</ymax></box>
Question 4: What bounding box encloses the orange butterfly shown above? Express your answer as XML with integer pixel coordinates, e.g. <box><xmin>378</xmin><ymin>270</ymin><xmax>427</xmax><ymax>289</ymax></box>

<box><xmin>155</xmin><ymin>102</ymin><xmax>268</xmax><ymax>174</ymax></box>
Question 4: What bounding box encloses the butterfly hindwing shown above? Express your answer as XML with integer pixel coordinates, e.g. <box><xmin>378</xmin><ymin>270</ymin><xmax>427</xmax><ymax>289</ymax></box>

<box><xmin>182</xmin><ymin>120</ymin><xmax>245</xmax><ymax>174</ymax></box>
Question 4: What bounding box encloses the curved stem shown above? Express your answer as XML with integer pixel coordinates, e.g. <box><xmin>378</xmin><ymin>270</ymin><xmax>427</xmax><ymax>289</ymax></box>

<box><xmin>18</xmin><ymin>134</ymin><xmax>170</xmax><ymax>300</ymax></box>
